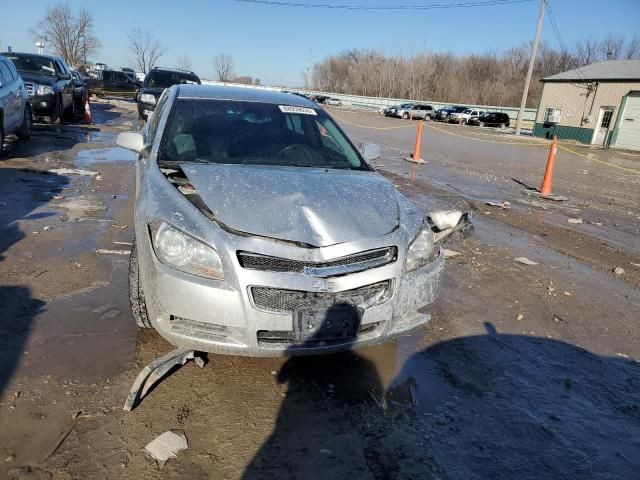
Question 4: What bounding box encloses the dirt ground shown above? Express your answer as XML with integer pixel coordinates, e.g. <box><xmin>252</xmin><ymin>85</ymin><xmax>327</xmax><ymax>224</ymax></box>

<box><xmin>0</xmin><ymin>100</ymin><xmax>639</xmax><ymax>480</ymax></box>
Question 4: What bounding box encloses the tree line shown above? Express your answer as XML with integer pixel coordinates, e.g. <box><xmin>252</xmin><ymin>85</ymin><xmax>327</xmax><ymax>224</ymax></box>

<box><xmin>309</xmin><ymin>35</ymin><xmax>640</xmax><ymax>107</ymax></box>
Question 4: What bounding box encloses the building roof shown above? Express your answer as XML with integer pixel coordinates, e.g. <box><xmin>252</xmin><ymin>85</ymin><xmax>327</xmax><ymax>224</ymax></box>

<box><xmin>177</xmin><ymin>84</ymin><xmax>316</xmax><ymax>108</ymax></box>
<box><xmin>542</xmin><ymin>60</ymin><xmax>640</xmax><ymax>82</ymax></box>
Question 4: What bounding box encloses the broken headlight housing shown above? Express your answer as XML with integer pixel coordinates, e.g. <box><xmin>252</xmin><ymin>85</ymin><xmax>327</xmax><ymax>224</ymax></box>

<box><xmin>405</xmin><ymin>225</ymin><xmax>436</xmax><ymax>272</ymax></box>
<box><xmin>149</xmin><ymin>220</ymin><xmax>224</xmax><ymax>280</ymax></box>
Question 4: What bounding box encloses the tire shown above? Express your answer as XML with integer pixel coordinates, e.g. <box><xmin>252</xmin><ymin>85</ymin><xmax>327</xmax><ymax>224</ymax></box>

<box><xmin>402</xmin><ymin>112</ymin><xmax>409</xmax><ymax>119</ymax></box>
<box><xmin>479</xmin><ymin>121</ymin><xmax>486</xmax><ymax>128</ymax></box>
<box><xmin>49</xmin><ymin>97</ymin><xmax>63</xmax><ymax>125</ymax></box>
<box><xmin>499</xmin><ymin>123</ymin><xmax>506</xmax><ymax>129</ymax></box>
<box><xmin>16</xmin><ymin>104</ymin><xmax>33</xmax><ymax>139</ymax></box>
<box><xmin>129</xmin><ymin>241</ymin><xmax>152</xmax><ymax>328</ymax></box>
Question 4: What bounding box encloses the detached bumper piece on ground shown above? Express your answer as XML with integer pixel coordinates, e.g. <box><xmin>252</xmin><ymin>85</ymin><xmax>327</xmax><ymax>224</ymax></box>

<box><xmin>123</xmin><ymin>347</ymin><xmax>206</xmax><ymax>411</ymax></box>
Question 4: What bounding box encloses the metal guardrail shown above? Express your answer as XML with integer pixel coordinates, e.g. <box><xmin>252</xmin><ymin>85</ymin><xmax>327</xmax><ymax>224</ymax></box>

<box><xmin>199</xmin><ymin>79</ymin><xmax>537</xmax><ymax>123</ymax></box>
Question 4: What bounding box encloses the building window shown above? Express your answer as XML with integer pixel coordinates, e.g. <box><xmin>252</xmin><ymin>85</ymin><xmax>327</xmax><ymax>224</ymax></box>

<box><xmin>543</xmin><ymin>107</ymin><xmax>562</xmax><ymax>123</ymax></box>
<box><xmin>601</xmin><ymin>110</ymin><xmax>613</xmax><ymax>129</ymax></box>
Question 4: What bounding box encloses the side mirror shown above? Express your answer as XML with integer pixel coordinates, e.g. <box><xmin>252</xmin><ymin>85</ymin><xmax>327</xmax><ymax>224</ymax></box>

<box><xmin>360</xmin><ymin>143</ymin><xmax>381</xmax><ymax>162</ymax></box>
<box><xmin>117</xmin><ymin>131</ymin><xmax>147</xmax><ymax>155</ymax></box>
<box><xmin>59</xmin><ymin>73</ymin><xmax>72</xmax><ymax>80</ymax></box>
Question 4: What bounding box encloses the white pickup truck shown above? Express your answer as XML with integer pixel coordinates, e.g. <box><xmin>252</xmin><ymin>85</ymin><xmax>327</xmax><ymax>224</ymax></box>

<box><xmin>448</xmin><ymin>108</ymin><xmax>485</xmax><ymax>125</ymax></box>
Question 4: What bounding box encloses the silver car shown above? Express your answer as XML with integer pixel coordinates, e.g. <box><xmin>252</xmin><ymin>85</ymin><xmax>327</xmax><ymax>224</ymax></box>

<box><xmin>117</xmin><ymin>85</ymin><xmax>467</xmax><ymax>356</ymax></box>
<box><xmin>0</xmin><ymin>55</ymin><xmax>32</xmax><ymax>157</ymax></box>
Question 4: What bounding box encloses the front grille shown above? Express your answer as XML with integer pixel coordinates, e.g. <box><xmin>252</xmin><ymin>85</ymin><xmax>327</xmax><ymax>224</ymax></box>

<box><xmin>24</xmin><ymin>82</ymin><xmax>35</xmax><ymax>96</ymax></box>
<box><xmin>257</xmin><ymin>322</ymin><xmax>380</xmax><ymax>344</ymax></box>
<box><xmin>250</xmin><ymin>280</ymin><xmax>392</xmax><ymax>314</ymax></box>
<box><xmin>238</xmin><ymin>247</ymin><xmax>396</xmax><ymax>277</ymax></box>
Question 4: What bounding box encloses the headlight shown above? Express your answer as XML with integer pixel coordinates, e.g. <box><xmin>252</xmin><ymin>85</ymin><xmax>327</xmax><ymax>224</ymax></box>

<box><xmin>140</xmin><ymin>93</ymin><xmax>156</xmax><ymax>105</ymax></box>
<box><xmin>405</xmin><ymin>225</ymin><xmax>436</xmax><ymax>272</ymax></box>
<box><xmin>36</xmin><ymin>84</ymin><xmax>54</xmax><ymax>95</ymax></box>
<box><xmin>149</xmin><ymin>220</ymin><xmax>224</xmax><ymax>280</ymax></box>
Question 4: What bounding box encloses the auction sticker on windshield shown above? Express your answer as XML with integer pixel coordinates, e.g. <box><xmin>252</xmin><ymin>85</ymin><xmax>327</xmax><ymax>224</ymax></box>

<box><xmin>279</xmin><ymin>105</ymin><xmax>317</xmax><ymax>115</ymax></box>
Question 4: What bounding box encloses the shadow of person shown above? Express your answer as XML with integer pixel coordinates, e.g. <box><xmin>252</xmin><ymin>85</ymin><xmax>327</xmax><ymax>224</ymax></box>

<box><xmin>242</xmin><ymin>303</ymin><xmax>385</xmax><ymax>480</ymax></box>
<box><xmin>383</xmin><ymin>322</ymin><xmax>640</xmax><ymax>479</ymax></box>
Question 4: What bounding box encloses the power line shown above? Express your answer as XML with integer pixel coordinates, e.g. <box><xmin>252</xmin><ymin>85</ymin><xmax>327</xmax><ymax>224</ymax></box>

<box><xmin>547</xmin><ymin>1</ymin><xmax>588</xmax><ymax>81</ymax></box>
<box><xmin>237</xmin><ymin>0</ymin><xmax>534</xmax><ymax>10</ymax></box>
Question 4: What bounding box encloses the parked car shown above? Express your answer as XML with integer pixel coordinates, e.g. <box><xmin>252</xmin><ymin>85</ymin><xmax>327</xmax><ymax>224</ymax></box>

<box><xmin>448</xmin><ymin>108</ymin><xmax>486</xmax><ymax>125</ymax></box>
<box><xmin>0</xmin><ymin>55</ymin><xmax>32</xmax><ymax>156</ymax></box>
<box><xmin>70</xmin><ymin>69</ymin><xmax>89</xmax><ymax>113</ymax></box>
<box><xmin>434</xmin><ymin>106</ymin><xmax>467</xmax><ymax>122</ymax></box>
<box><xmin>137</xmin><ymin>67</ymin><xmax>200</xmax><ymax>120</ymax></box>
<box><xmin>87</xmin><ymin>69</ymin><xmax>139</xmax><ymax>97</ymax></box>
<box><xmin>390</xmin><ymin>104</ymin><xmax>436</xmax><ymax>120</ymax></box>
<box><xmin>325</xmin><ymin>98</ymin><xmax>342</xmax><ymax>106</ymax></box>
<box><xmin>2</xmin><ymin>52</ymin><xmax>74</xmax><ymax>124</ymax></box>
<box><xmin>116</xmin><ymin>85</ymin><xmax>468</xmax><ymax>356</ymax></box>
<box><xmin>468</xmin><ymin>112</ymin><xmax>510</xmax><ymax>128</ymax></box>
<box><xmin>311</xmin><ymin>95</ymin><xmax>328</xmax><ymax>104</ymax></box>
<box><xmin>383</xmin><ymin>103</ymin><xmax>413</xmax><ymax>117</ymax></box>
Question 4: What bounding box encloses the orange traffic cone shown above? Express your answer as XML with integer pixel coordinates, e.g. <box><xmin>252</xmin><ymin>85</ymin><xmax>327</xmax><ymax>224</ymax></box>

<box><xmin>84</xmin><ymin>97</ymin><xmax>93</xmax><ymax>125</ymax></box>
<box><xmin>539</xmin><ymin>135</ymin><xmax>558</xmax><ymax>196</ymax></box>
<box><xmin>405</xmin><ymin>121</ymin><xmax>425</xmax><ymax>164</ymax></box>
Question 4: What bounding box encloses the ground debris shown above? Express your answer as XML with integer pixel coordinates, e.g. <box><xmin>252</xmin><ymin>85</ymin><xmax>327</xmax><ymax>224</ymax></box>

<box><xmin>485</xmin><ymin>201</ymin><xmax>511</xmax><ymax>209</ymax></box>
<box><xmin>444</xmin><ymin>249</ymin><xmax>461</xmax><ymax>258</ymax></box>
<box><xmin>567</xmin><ymin>218</ymin><xmax>583</xmax><ymax>224</ymax></box>
<box><xmin>144</xmin><ymin>430</ymin><xmax>188</xmax><ymax>468</ymax></box>
<box><xmin>514</xmin><ymin>257</ymin><xmax>539</xmax><ymax>266</ymax></box>
<box><xmin>48</xmin><ymin>168</ymin><xmax>99</xmax><ymax>177</ymax></box>
<box><xmin>613</xmin><ymin>267</ymin><xmax>626</xmax><ymax>276</ymax></box>
<box><xmin>95</xmin><ymin>248</ymin><xmax>130</xmax><ymax>255</ymax></box>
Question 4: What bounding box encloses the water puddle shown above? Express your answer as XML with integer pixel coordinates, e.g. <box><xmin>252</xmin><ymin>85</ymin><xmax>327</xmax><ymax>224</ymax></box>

<box><xmin>74</xmin><ymin>147</ymin><xmax>136</xmax><ymax>168</ymax></box>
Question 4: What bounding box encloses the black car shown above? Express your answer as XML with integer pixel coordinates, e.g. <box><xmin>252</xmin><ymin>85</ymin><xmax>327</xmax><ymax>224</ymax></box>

<box><xmin>3</xmin><ymin>52</ymin><xmax>74</xmax><ymax>124</ymax></box>
<box><xmin>468</xmin><ymin>112</ymin><xmax>510</xmax><ymax>128</ymax></box>
<box><xmin>434</xmin><ymin>106</ymin><xmax>468</xmax><ymax>122</ymax></box>
<box><xmin>137</xmin><ymin>67</ymin><xmax>201</xmax><ymax>120</ymax></box>
<box><xmin>87</xmin><ymin>69</ymin><xmax>139</xmax><ymax>97</ymax></box>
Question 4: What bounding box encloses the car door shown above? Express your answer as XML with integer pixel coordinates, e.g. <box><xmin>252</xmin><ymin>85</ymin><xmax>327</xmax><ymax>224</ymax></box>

<box><xmin>0</xmin><ymin>60</ymin><xmax>20</xmax><ymax>131</ymax></box>
<box><xmin>55</xmin><ymin>60</ymin><xmax>73</xmax><ymax>110</ymax></box>
<box><xmin>413</xmin><ymin>105</ymin><xmax>426</xmax><ymax>118</ymax></box>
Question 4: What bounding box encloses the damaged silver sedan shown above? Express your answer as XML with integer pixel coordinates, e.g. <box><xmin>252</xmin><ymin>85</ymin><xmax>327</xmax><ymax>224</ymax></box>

<box><xmin>117</xmin><ymin>85</ymin><xmax>467</xmax><ymax>357</ymax></box>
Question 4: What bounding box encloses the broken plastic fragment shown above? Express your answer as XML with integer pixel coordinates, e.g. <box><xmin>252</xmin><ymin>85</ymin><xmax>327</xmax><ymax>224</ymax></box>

<box><xmin>429</xmin><ymin>210</ymin><xmax>463</xmax><ymax>230</ymax></box>
<box><xmin>514</xmin><ymin>257</ymin><xmax>539</xmax><ymax>266</ymax></box>
<box><xmin>144</xmin><ymin>430</ymin><xmax>188</xmax><ymax>467</ymax></box>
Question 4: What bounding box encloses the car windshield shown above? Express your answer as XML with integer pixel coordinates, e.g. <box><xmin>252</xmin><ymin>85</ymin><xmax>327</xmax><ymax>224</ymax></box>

<box><xmin>158</xmin><ymin>99</ymin><xmax>368</xmax><ymax>170</ymax></box>
<box><xmin>463</xmin><ymin>109</ymin><xmax>473</xmax><ymax>114</ymax></box>
<box><xmin>146</xmin><ymin>71</ymin><xmax>200</xmax><ymax>88</ymax></box>
<box><xmin>6</xmin><ymin>55</ymin><xmax>56</xmax><ymax>76</ymax></box>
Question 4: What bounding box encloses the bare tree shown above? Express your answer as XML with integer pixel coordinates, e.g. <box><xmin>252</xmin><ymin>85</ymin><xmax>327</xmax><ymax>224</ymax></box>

<box><xmin>624</xmin><ymin>34</ymin><xmax>640</xmax><ymax>60</ymax></box>
<box><xmin>254</xmin><ymin>78</ymin><xmax>261</xmax><ymax>85</ymax></box>
<box><xmin>31</xmin><ymin>4</ymin><xmax>100</xmax><ymax>67</ymax></box>
<box><xmin>575</xmin><ymin>37</ymin><xmax>599</xmax><ymax>65</ymax></box>
<box><xmin>599</xmin><ymin>34</ymin><xmax>625</xmax><ymax>60</ymax></box>
<box><xmin>214</xmin><ymin>54</ymin><xmax>234</xmax><ymax>82</ymax></box>
<box><xmin>128</xmin><ymin>28</ymin><xmax>167</xmax><ymax>74</ymax></box>
<box><xmin>176</xmin><ymin>54</ymin><xmax>193</xmax><ymax>71</ymax></box>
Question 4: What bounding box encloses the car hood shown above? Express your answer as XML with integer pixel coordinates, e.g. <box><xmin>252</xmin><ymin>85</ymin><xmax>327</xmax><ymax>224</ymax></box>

<box><xmin>19</xmin><ymin>72</ymin><xmax>55</xmax><ymax>85</ymax></box>
<box><xmin>141</xmin><ymin>87</ymin><xmax>165</xmax><ymax>97</ymax></box>
<box><xmin>181</xmin><ymin>164</ymin><xmax>400</xmax><ymax>247</ymax></box>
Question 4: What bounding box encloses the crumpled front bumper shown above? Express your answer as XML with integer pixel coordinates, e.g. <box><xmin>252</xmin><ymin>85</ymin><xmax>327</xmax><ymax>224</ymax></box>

<box><xmin>137</xmin><ymin>232</ymin><xmax>445</xmax><ymax>357</ymax></box>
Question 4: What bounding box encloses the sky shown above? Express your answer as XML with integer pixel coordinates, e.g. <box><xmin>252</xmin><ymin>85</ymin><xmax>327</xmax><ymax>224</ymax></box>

<box><xmin>1</xmin><ymin>0</ymin><xmax>639</xmax><ymax>86</ymax></box>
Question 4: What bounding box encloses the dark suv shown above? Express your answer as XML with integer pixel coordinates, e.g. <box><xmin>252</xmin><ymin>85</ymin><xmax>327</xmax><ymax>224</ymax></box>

<box><xmin>2</xmin><ymin>52</ymin><xmax>74</xmax><ymax>124</ymax></box>
<box><xmin>468</xmin><ymin>112</ymin><xmax>510</xmax><ymax>128</ymax></box>
<box><xmin>137</xmin><ymin>67</ymin><xmax>200</xmax><ymax>120</ymax></box>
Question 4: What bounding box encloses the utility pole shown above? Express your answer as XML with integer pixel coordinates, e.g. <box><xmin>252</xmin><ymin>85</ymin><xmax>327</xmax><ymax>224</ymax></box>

<box><xmin>515</xmin><ymin>0</ymin><xmax>547</xmax><ymax>135</ymax></box>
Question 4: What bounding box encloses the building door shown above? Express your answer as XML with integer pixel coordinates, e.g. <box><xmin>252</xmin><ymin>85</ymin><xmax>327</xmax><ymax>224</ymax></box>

<box><xmin>612</xmin><ymin>94</ymin><xmax>640</xmax><ymax>152</ymax></box>
<box><xmin>591</xmin><ymin>107</ymin><xmax>615</xmax><ymax>145</ymax></box>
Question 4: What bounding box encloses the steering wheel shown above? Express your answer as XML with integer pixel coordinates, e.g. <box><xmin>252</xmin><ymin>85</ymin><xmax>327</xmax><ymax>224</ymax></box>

<box><xmin>275</xmin><ymin>143</ymin><xmax>319</xmax><ymax>165</ymax></box>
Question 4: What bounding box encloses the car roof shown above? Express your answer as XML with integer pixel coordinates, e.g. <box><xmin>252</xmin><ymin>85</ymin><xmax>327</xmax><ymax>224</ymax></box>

<box><xmin>1</xmin><ymin>51</ymin><xmax>62</xmax><ymax>61</ymax></box>
<box><xmin>176</xmin><ymin>84</ymin><xmax>318</xmax><ymax>108</ymax></box>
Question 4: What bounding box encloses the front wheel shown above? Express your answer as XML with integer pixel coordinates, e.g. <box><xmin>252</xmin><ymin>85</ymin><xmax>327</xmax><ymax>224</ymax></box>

<box><xmin>49</xmin><ymin>97</ymin><xmax>63</xmax><ymax>125</ymax></box>
<box><xmin>16</xmin><ymin>104</ymin><xmax>33</xmax><ymax>139</ymax></box>
<box><xmin>129</xmin><ymin>241</ymin><xmax>152</xmax><ymax>328</ymax></box>
<box><xmin>402</xmin><ymin>112</ymin><xmax>409</xmax><ymax>119</ymax></box>
<box><xmin>499</xmin><ymin>123</ymin><xmax>506</xmax><ymax>129</ymax></box>
<box><xmin>0</xmin><ymin>120</ymin><xmax>5</xmax><ymax>159</ymax></box>
<box><xmin>479</xmin><ymin>121</ymin><xmax>486</xmax><ymax>128</ymax></box>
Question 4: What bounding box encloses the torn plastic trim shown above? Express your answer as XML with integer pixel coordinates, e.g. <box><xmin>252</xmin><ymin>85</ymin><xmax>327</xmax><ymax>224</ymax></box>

<box><xmin>430</xmin><ymin>211</ymin><xmax>473</xmax><ymax>244</ymax></box>
<box><xmin>123</xmin><ymin>347</ymin><xmax>205</xmax><ymax>412</ymax></box>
